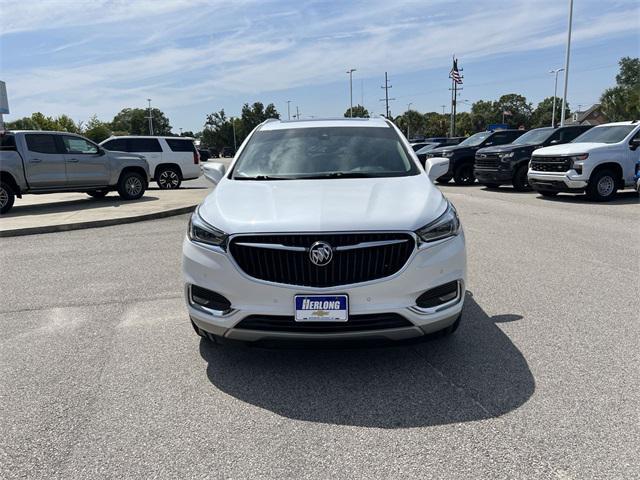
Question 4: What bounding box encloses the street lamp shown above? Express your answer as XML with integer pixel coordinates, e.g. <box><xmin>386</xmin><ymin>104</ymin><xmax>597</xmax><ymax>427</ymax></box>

<box><xmin>406</xmin><ymin>102</ymin><xmax>412</xmax><ymax>139</ymax></box>
<box><xmin>549</xmin><ymin>68</ymin><xmax>564</xmax><ymax>127</ymax></box>
<box><xmin>146</xmin><ymin>98</ymin><xmax>154</xmax><ymax>135</ymax></box>
<box><xmin>346</xmin><ymin>69</ymin><xmax>356</xmax><ymax>117</ymax></box>
<box><xmin>560</xmin><ymin>0</ymin><xmax>573</xmax><ymax>127</ymax></box>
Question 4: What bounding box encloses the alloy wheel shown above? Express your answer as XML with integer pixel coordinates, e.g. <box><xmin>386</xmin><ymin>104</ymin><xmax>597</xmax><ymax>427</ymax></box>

<box><xmin>159</xmin><ymin>170</ymin><xmax>180</xmax><ymax>189</ymax></box>
<box><xmin>125</xmin><ymin>176</ymin><xmax>143</xmax><ymax>196</ymax></box>
<box><xmin>0</xmin><ymin>187</ymin><xmax>8</xmax><ymax>209</ymax></box>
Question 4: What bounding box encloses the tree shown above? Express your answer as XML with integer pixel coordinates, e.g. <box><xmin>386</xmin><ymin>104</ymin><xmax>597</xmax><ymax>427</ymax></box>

<box><xmin>424</xmin><ymin>112</ymin><xmax>448</xmax><ymax>137</ymax></box>
<box><xmin>394</xmin><ymin>109</ymin><xmax>426</xmax><ymax>138</ymax></box>
<box><xmin>455</xmin><ymin>112</ymin><xmax>474</xmax><ymax>136</ymax></box>
<box><xmin>531</xmin><ymin>97</ymin><xmax>570</xmax><ymax>128</ymax></box>
<box><xmin>180</xmin><ymin>131</ymin><xmax>195</xmax><ymax>138</ymax></box>
<box><xmin>111</xmin><ymin>107</ymin><xmax>172</xmax><ymax>135</ymax></box>
<box><xmin>470</xmin><ymin>100</ymin><xmax>500</xmax><ymax>131</ymax></box>
<box><xmin>496</xmin><ymin>94</ymin><xmax>533</xmax><ymax>129</ymax></box>
<box><xmin>56</xmin><ymin>114</ymin><xmax>81</xmax><ymax>133</ymax></box>
<box><xmin>202</xmin><ymin>109</ymin><xmax>236</xmax><ymax>150</ymax></box>
<box><xmin>343</xmin><ymin>105</ymin><xmax>369</xmax><ymax>118</ymax></box>
<box><xmin>5</xmin><ymin>112</ymin><xmax>81</xmax><ymax>132</ymax></box>
<box><xmin>238</xmin><ymin>102</ymin><xmax>279</xmax><ymax>142</ymax></box>
<box><xmin>600</xmin><ymin>57</ymin><xmax>640</xmax><ymax>121</ymax></box>
<box><xmin>84</xmin><ymin>115</ymin><xmax>112</xmax><ymax>143</ymax></box>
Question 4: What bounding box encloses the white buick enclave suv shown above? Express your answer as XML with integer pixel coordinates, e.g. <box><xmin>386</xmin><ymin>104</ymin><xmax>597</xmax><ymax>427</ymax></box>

<box><xmin>182</xmin><ymin>117</ymin><xmax>466</xmax><ymax>345</ymax></box>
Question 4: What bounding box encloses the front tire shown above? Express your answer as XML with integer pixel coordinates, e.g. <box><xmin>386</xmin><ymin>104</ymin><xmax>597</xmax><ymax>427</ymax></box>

<box><xmin>86</xmin><ymin>189</ymin><xmax>109</xmax><ymax>198</ymax></box>
<box><xmin>482</xmin><ymin>183</ymin><xmax>501</xmax><ymax>189</ymax></box>
<box><xmin>513</xmin><ymin>165</ymin><xmax>531</xmax><ymax>192</ymax></box>
<box><xmin>117</xmin><ymin>171</ymin><xmax>146</xmax><ymax>200</ymax></box>
<box><xmin>156</xmin><ymin>167</ymin><xmax>182</xmax><ymax>189</ymax></box>
<box><xmin>538</xmin><ymin>190</ymin><xmax>558</xmax><ymax>197</ymax></box>
<box><xmin>0</xmin><ymin>181</ymin><xmax>15</xmax><ymax>214</ymax></box>
<box><xmin>453</xmin><ymin>163</ymin><xmax>475</xmax><ymax>185</ymax></box>
<box><xmin>586</xmin><ymin>169</ymin><xmax>618</xmax><ymax>202</ymax></box>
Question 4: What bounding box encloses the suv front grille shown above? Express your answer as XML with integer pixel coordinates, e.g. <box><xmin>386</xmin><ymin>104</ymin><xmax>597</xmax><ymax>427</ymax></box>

<box><xmin>235</xmin><ymin>313</ymin><xmax>413</xmax><ymax>333</ymax></box>
<box><xmin>228</xmin><ymin>232</ymin><xmax>415</xmax><ymax>287</ymax></box>
<box><xmin>475</xmin><ymin>154</ymin><xmax>500</xmax><ymax>169</ymax></box>
<box><xmin>530</xmin><ymin>156</ymin><xmax>571</xmax><ymax>172</ymax></box>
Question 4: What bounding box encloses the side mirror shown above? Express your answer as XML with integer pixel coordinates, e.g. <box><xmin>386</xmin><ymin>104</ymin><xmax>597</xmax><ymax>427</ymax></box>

<box><xmin>424</xmin><ymin>157</ymin><xmax>450</xmax><ymax>182</ymax></box>
<box><xmin>549</xmin><ymin>139</ymin><xmax>559</xmax><ymax>145</ymax></box>
<box><xmin>630</xmin><ymin>139</ymin><xmax>640</xmax><ymax>151</ymax></box>
<box><xmin>97</xmin><ymin>147</ymin><xmax>106</xmax><ymax>156</ymax></box>
<box><xmin>202</xmin><ymin>162</ymin><xmax>226</xmax><ymax>185</ymax></box>
<box><xmin>484</xmin><ymin>141</ymin><xmax>493</xmax><ymax>147</ymax></box>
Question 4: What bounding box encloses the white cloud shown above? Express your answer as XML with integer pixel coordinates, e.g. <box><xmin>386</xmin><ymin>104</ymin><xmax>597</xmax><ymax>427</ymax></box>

<box><xmin>1</xmin><ymin>0</ymin><xmax>638</xmax><ymax>126</ymax></box>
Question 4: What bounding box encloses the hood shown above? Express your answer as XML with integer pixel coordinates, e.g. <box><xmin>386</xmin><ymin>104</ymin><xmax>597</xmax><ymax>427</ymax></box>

<box><xmin>477</xmin><ymin>144</ymin><xmax>534</xmax><ymax>155</ymax></box>
<box><xmin>199</xmin><ymin>174</ymin><xmax>447</xmax><ymax>234</ymax></box>
<box><xmin>533</xmin><ymin>143</ymin><xmax>606</xmax><ymax>156</ymax></box>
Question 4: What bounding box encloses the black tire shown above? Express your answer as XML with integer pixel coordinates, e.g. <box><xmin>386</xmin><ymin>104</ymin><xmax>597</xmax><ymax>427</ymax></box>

<box><xmin>434</xmin><ymin>314</ymin><xmax>462</xmax><ymax>337</ymax></box>
<box><xmin>513</xmin><ymin>165</ymin><xmax>532</xmax><ymax>192</ymax></box>
<box><xmin>156</xmin><ymin>167</ymin><xmax>182</xmax><ymax>189</ymax></box>
<box><xmin>86</xmin><ymin>189</ymin><xmax>109</xmax><ymax>198</ymax></box>
<box><xmin>453</xmin><ymin>163</ymin><xmax>475</xmax><ymax>185</ymax></box>
<box><xmin>586</xmin><ymin>169</ymin><xmax>618</xmax><ymax>202</ymax></box>
<box><xmin>538</xmin><ymin>190</ymin><xmax>558</xmax><ymax>197</ymax></box>
<box><xmin>0</xmin><ymin>181</ymin><xmax>15</xmax><ymax>214</ymax></box>
<box><xmin>117</xmin><ymin>171</ymin><xmax>146</xmax><ymax>200</ymax></box>
<box><xmin>436</xmin><ymin>175</ymin><xmax>452</xmax><ymax>185</ymax></box>
<box><xmin>482</xmin><ymin>183</ymin><xmax>501</xmax><ymax>189</ymax></box>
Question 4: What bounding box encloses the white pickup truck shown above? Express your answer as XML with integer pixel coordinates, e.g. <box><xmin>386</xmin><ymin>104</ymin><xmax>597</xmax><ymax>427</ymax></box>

<box><xmin>0</xmin><ymin>130</ymin><xmax>151</xmax><ymax>214</ymax></box>
<box><xmin>528</xmin><ymin>121</ymin><xmax>640</xmax><ymax>201</ymax></box>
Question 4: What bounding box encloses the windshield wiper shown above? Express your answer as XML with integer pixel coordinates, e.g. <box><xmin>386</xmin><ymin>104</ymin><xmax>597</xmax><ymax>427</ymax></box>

<box><xmin>296</xmin><ymin>172</ymin><xmax>379</xmax><ymax>179</ymax></box>
<box><xmin>234</xmin><ymin>175</ymin><xmax>291</xmax><ymax>180</ymax></box>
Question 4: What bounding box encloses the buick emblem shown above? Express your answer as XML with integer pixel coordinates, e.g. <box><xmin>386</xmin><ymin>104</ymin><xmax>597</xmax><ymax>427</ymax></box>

<box><xmin>309</xmin><ymin>241</ymin><xmax>333</xmax><ymax>266</ymax></box>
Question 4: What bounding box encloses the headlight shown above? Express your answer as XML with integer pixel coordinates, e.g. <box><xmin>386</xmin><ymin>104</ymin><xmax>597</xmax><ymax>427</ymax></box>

<box><xmin>499</xmin><ymin>152</ymin><xmax>514</xmax><ymax>160</ymax></box>
<box><xmin>415</xmin><ymin>200</ymin><xmax>461</xmax><ymax>244</ymax></box>
<box><xmin>442</xmin><ymin>151</ymin><xmax>454</xmax><ymax>157</ymax></box>
<box><xmin>569</xmin><ymin>154</ymin><xmax>589</xmax><ymax>161</ymax></box>
<box><xmin>188</xmin><ymin>208</ymin><xmax>228</xmax><ymax>247</ymax></box>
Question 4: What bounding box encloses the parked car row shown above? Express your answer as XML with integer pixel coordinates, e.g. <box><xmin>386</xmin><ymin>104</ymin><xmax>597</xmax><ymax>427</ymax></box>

<box><xmin>424</xmin><ymin>121</ymin><xmax>640</xmax><ymax>201</ymax></box>
<box><xmin>0</xmin><ymin>131</ymin><xmax>205</xmax><ymax>213</ymax></box>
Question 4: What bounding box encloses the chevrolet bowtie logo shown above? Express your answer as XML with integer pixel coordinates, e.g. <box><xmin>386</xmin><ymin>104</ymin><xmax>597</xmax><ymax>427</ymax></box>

<box><xmin>311</xmin><ymin>310</ymin><xmax>330</xmax><ymax>317</ymax></box>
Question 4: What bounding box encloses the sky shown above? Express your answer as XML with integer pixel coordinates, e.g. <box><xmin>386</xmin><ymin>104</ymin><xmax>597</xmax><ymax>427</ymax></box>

<box><xmin>0</xmin><ymin>0</ymin><xmax>638</xmax><ymax>132</ymax></box>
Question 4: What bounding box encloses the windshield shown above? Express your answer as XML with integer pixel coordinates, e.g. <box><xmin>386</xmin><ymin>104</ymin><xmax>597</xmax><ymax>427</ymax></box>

<box><xmin>512</xmin><ymin>128</ymin><xmax>554</xmax><ymax>145</ymax></box>
<box><xmin>572</xmin><ymin>125</ymin><xmax>635</xmax><ymax>144</ymax></box>
<box><xmin>232</xmin><ymin>126</ymin><xmax>419</xmax><ymax>179</ymax></box>
<box><xmin>416</xmin><ymin>143</ymin><xmax>439</xmax><ymax>154</ymax></box>
<box><xmin>458</xmin><ymin>131</ymin><xmax>491</xmax><ymax>147</ymax></box>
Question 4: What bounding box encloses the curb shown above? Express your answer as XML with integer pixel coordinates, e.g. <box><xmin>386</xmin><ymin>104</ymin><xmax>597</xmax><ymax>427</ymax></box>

<box><xmin>0</xmin><ymin>204</ymin><xmax>197</xmax><ymax>238</ymax></box>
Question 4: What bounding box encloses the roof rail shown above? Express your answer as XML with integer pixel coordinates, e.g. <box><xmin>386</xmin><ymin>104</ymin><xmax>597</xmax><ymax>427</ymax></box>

<box><xmin>263</xmin><ymin>118</ymin><xmax>280</xmax><ymax>123</ymax></box>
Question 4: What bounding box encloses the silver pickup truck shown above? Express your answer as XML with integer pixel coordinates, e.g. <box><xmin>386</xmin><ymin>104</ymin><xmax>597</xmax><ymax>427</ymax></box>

<box><xmin>0</xmin><ymin>130</ymin><xmax>151</xmax><ymax>214</ymax></box>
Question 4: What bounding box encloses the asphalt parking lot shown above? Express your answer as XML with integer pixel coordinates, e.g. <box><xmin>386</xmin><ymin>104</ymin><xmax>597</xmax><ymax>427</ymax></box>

<box><xmin>1</xmin><ymin>185</ymin><xmax>638</xmax><ymax>479</ymax></box>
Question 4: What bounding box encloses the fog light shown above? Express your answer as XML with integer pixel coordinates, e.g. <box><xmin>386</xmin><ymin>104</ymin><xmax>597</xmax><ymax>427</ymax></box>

<box><xmin>190</xmin><ymin>285</ymin><xmax>232</xmax><ymax>312</ymax></box>
<box><xmin>416</xmin><ymin>281</ymin><xmax>459</xmax><ymax>308</ymax></box>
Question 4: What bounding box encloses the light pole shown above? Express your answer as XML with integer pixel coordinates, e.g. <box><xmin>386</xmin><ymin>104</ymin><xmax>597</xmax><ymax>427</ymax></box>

<box><xmin>147</xmin><ymin>98</ymin><xmax>154</xmax><ymax>135</ymax></box>
<box><xmin>406</xmin><ymin>102</ymin><xmax>412</xmax><ymax>139</ymax></box>
<box><xmin>549</xmin><ymin>68</ymin><xmax>564</xmax><ymax>127</ymax></box>
<box><xmin>286</xmin><ymin>100</ymin><xmax>291</xmax><ymax>120</ymax></box>
<box><xmin>560</xmin><ymin>0</ymin><xmax>573</xmax><ymax>127</ymax></box>
<box><xmin>231</xmin><ymin>117</ymin><xmax>237</xmax><ymax>152</ymax></box>
<box><xmin>346</xmin><ymin>69</ymin><xmax>356</xmax><ymax>117</ymax></box>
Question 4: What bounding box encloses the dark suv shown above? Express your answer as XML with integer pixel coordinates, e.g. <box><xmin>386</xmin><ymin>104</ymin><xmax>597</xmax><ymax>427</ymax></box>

<box><xmin>425</xmin><ymin>130</ymin><xmax>525</xmax><ymax>185</ymax></box>
<box><xmin>474</xmin><ymin>125</ymin><xmax>592</xmax><ymax>191</ymax></box>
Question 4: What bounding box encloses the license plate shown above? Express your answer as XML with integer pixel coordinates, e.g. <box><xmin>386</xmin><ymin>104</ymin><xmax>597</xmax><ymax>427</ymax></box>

<box><xmin>294</xmin><ymin>295</ymin><xmax>348</xmax><ymax>322</ymax></box>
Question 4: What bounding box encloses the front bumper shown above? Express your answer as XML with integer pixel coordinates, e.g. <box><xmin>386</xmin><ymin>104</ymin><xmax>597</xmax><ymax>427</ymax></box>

<box><xmin>474</xmin><ymin>168</ymin><xmax>513</xmax><ymax>184</ymax></box>
<box><xmin>528</xmin><ymin>170</ymin><xmax>587</xmax><ymax>191</ymax></box>
<box><xmin>183</xmin><ymin>232</ymin><xmax>467</xmax><ymax>343</ymax></box>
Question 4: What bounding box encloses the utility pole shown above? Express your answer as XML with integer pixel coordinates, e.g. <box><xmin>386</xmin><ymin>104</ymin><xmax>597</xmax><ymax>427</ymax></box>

<box><xmin>146</xmin><ymin>98</ymin><xmax>154</xmax><ymax>135</ymax></box>
<box><xmin>560</xmin><ymin>0</ymin><xmax>573</xmax><ymax>127</ymax></box>
<box><xmin>379</xmin><ymin>72</ymin><xmax>395</xmax><ymax>118</ymax></box>
<box><xmin>231</xmin><ymin>117</ymin><xmax>237</xmax><ymax>151</ymax></box>
<box><xmin>441</xmin><ymin>105</ymin><xmax>446</xmax><ymax>115</ymax></box>
<box><xmin>549</xmin><ymin>68</ymin><xmax>564</xmax><ymax>127</ymax></box>
<box><xmin>448</xmin><ymin>57</ymin><xmax>463</xmax><ymax>137</ymax></box>
<box><xmin>406</xmin><ymin>102</ymin><xmax>412</xmax><ymax>139</ymax></box>
<box><xmin>179</xmin><ymin>127</ymin><xmax>183</xmax><ymax>136</ymax></box>
<box><xmin>295</xmin><ymin>106</ymin><xmax>300</xmax><ymax>120</ymax></box>
<box><xmin>286</xmin><ymin>100</ymin><xmax>291</xmax><ymax>120</ymax></box>
<box><xmin>347</xmin><ymin>68</ymin><xmax>356</xmax><ymax>117</ymax></box>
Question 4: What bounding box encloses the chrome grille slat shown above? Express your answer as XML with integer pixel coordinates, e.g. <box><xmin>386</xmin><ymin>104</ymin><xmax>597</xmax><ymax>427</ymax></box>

<box><xmin>229</xmin><ymin>233</ymin><xmax>415</xmax><ymax>287</ymax></box>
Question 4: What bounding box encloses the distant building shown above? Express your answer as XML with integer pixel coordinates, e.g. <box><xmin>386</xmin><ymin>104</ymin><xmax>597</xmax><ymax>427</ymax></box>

<box><xmin>564</xmin><ymin>104</ymin><xmax>608</xmax><ymax>126</ymax></box>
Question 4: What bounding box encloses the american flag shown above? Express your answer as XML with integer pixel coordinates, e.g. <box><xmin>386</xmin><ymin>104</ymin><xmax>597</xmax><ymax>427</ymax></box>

<box><xmin>450</xmin><ymin>58</ymin><xmax>463</xmax><ymax>84</ymax></box>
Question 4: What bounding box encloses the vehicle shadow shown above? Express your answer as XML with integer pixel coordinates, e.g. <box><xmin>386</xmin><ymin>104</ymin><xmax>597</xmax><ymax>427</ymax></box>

<box><xmin>2</xmin><ymin>195</ymin><xmax>159</xmax><ymax>217</ymax></box>
<box><xmin>198</xmin><ymin>293</ymin><xmax>535</xmax><ymax>428</ymax></box>
<box><xmin>536</xmin><ymin>191</ymin><xmax>639</xmax><ymax>205</ymax></box>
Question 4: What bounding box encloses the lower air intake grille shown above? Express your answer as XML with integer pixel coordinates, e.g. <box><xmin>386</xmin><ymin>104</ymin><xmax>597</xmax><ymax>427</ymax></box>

<box><xmin>235</xmin><ymin>313</ymin><xmax>413</xmax><ymax>333</ymax></box>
